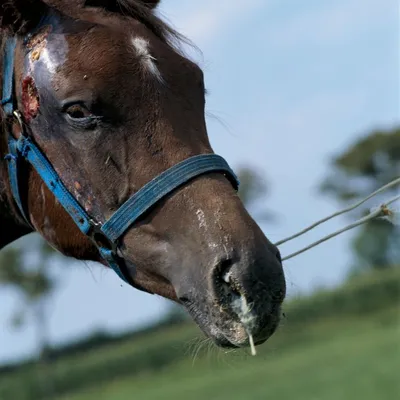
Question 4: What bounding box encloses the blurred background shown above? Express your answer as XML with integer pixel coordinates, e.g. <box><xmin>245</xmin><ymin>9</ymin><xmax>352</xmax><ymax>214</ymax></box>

<box><xmin>0</xmin><ymin>0</ymin><xmax>399</xmax><ymax>399</ymax></box>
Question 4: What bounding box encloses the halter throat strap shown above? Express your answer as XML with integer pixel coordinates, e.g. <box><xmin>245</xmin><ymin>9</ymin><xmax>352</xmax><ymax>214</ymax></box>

<box><xmin>1</xmin><ymin>37</ymin><xmax>240</xmax><ymax>286</ymax></box>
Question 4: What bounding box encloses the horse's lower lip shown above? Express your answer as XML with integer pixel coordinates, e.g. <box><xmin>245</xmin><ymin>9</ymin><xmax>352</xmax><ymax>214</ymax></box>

<box><xmin>200</xmin><ymin>324</ymin><xmax>242</xmax><ymax>348</ymax></box>
<box><xmin>212</xmin><ymin>328</ymin><xmax>270</xmax><ymax>349</ymax></box>
<box><xmin>182</xmin><ymin>295</ymin><xmax>282</xmax><ymax>349</ymax></box>
<box><xmin>212</xmin><ymin>334</ymin><xmax>239</xmax><ymax>348</ymax></box>
<box><xmin>205</xmin><ymin>324</ymin><xmax>262</xmax><ymax>349</ymax></box>
<box><xmin>181</xmin><ymin>299</ymin><xmax>254</xmax><ymax>348</ymax></box>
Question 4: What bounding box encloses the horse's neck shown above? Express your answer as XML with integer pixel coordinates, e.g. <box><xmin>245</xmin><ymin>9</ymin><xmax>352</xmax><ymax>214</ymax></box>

<box><xmin>0</xmin><ymin>162</ymin><xmax>31</xmax><ymax>249</ymax></box>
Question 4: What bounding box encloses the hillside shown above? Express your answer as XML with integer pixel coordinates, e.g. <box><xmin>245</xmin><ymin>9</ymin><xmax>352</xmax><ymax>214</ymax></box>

<box><xmin>62</xmin><ymin>307</ymin><xmax>399</xmax><ymax>400</ymax></box>
<box><xmin>0</xmin><ymin>268</ymin><xmax>399</xmax><ymax>400</ymax></box>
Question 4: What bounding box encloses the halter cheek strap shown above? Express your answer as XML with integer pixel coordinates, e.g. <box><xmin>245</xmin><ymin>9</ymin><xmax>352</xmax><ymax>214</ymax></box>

<box><xmin>1</xmin><ymin>37</ymin><xmax>240</xmax><ymax>287</ymax></box>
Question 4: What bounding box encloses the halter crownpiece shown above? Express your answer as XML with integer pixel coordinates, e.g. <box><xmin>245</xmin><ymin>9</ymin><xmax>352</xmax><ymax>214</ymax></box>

<box><xmin>1</xmin><ymin>36</ymin><xmax>240</xmax><ymax>286</ymax></box>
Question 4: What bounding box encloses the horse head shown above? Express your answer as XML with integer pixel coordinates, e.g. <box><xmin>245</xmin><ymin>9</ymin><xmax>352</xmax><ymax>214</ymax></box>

<box><xmin>0</xmin><ymin>0</ymin><xmax>286</xmax><ymax>349</ymax></box>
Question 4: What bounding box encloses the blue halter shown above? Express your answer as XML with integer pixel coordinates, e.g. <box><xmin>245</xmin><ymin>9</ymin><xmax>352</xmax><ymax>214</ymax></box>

<box><xmin>1</xmin><ymin>37</ymin><xmax>239</xmax><ymax>286</ymax></box>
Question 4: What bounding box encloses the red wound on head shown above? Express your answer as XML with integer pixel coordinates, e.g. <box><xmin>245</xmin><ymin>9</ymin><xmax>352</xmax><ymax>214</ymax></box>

<box><xmin>22</xmin><ymin>77</ymin><xmax>40</xmax><ymax>122</ymax></box>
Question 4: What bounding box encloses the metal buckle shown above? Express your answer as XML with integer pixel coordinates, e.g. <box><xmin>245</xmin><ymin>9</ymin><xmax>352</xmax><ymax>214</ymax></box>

<box><xmin>88</xmin><ymin>219</ymin><xmax>118</xmax><ymax>253</ymax></box>
<box><xmin>7</xmin><ymin>110</ymin><xmax>28</xmax><ymax>145</ymax></box>
<box><xmin>13</xmin><ymin>110</ymin><xmax>24</xmax><ymax>129</ymax></box>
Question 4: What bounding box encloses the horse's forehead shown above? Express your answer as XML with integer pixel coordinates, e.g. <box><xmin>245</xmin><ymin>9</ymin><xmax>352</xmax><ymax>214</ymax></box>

<box><xmin>23</xmin><ymin>24</ymin><xmax>160</xmax><ymax>92</ymax></box>
<box><xmin>63</xmin><ymin>26</ymin><xmax>137</xmax><ymax>65</ymax></box>
<box><xmin>20</xmin><ymin>20</ymin><xmax>200</xmax><ymax>111</ymax></box>
<box><xmin>56</xmin><ymin>24</ymin><xmax>165</xmax><ymax>80</ymax></box>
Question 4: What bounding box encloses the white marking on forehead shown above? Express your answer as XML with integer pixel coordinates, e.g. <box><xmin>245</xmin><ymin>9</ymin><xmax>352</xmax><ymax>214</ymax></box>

<box><xmin>131</xmin><ymin>36</ymin><xmax>163</xmax><ymax>82</ymax></box>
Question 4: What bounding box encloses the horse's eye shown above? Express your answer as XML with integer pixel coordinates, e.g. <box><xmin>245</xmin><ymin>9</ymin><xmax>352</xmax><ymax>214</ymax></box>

<box><xmin>65</xmin><ymin>104</ymin><xmax>92</xmax><ymax>119</ymax></box>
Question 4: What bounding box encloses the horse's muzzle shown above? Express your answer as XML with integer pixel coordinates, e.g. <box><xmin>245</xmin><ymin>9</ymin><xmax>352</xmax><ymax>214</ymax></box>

<box><xmin>178</xmin><ymin>245</ymin><xmax>286</xmax><ymax>349</ymax></box>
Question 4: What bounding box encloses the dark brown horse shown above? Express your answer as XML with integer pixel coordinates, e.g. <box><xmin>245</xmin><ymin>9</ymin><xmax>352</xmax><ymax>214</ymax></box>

<box><xmin>0</xmin><ymin>0</ymin><xmax>286</xmax><ymax>349</ymax></box>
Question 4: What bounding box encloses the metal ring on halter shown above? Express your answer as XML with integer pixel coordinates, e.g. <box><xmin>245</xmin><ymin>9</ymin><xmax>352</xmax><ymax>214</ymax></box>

<box><xmin>13</xmin><ymin>110</ymin><xmax>23</xmax><ymax>126</ymax></box>
<box><xmin>12</xmin><ymin>110</ymin><xmax>26</xmax><ymax>136</ymax></box>
<box><xmin>88</xmin><ymin>219</ymin><xmax>118</xmax><ymax>254</ymax></box>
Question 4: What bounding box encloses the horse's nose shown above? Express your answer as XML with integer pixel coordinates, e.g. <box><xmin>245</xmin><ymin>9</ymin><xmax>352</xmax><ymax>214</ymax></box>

<box><xmin>211</xmin><ymin>248</ymin><xmax>286</xmax><ymax>345</ymax></box>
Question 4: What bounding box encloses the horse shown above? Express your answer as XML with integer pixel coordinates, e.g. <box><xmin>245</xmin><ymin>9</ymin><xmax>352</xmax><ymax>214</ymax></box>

<box><xmin>0</xmin><ymin>0</ymin><xmax>286</xmax><ymax>350</ymax></box>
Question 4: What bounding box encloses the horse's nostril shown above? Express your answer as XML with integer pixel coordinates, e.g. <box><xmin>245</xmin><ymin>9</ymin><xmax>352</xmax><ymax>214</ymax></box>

<box><xmin>220</xmin><ymin>259</ymin><xmax>235</xmax><ymax>284</ymax></box>
<box><xmin>214</xmin><ymin>258</ymin><xmax>236</xmax><ymax>288</ymax></box>
<box><xmin>213</xmin><ymin>258</ymin><xmax>244</xmax><ymax>316</ymax></box>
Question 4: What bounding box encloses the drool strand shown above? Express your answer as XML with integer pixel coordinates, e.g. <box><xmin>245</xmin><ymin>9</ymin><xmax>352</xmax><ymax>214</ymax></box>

<box><xmin>247</xmin><ymin>330</ymin><xmax>257</xmax><ymax>356</ymax></box>
<box><xmin>231</xmin><ymin>289</ymin><xmax>258</xmax><ymax>357</ymax></box>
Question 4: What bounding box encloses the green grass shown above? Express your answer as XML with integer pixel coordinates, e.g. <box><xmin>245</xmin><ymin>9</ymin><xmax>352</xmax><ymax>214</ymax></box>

<box><xmin>2</xmin><ymin>268</ymin><xmax>399</xmax><ymax>400</ymax></box>
<box><xmin>60</xmin><ymin>307</ymin><xmax>400</xmax><ymax>400</ymax></box>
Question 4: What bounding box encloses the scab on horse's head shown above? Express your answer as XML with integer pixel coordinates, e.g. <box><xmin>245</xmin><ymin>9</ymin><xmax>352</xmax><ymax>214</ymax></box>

<box><xmin>0</xmin><ymin>0</ymin><xmax>286</xmax><ymax>349</ymax></box>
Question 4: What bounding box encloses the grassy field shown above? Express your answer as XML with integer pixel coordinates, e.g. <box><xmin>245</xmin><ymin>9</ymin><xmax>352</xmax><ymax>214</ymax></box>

<box><xmin>1</xmin><ymin>269</ymin><xmax>399</xmax><ymax>400</ymax></box>
<box><xmin>60</xmin><ymin>307</ymin><xmax>399</xmax><ymax>400</ymax></box>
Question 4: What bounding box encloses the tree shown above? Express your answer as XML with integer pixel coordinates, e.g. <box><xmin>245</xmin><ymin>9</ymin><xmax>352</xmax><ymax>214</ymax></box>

<box><xmin>236</xmin><ymin>166</ymin><xmax>276</xmax><ymax>223</ymax></box>
<box><xmin>0</xmin><ymin>234</ymin><xmax>59</xmax><ymax>398</ymax></box>
<box><xmin>320</xmin><ymin>127</ymin><xmax>400</xmax><ymax>272</ymax></box>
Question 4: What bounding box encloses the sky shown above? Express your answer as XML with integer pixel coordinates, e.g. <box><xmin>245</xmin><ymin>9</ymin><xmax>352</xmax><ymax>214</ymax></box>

<box><xmin>0</xmin><ymin>0</ymin><xmax>399</xmax><ymax>363</ymax></box>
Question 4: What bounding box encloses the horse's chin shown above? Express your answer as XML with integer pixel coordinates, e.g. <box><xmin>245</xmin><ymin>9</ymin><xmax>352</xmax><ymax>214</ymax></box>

<box><xmin>181</xmin><ymin>300</ymin><xmax>272</xmax><ymax>349</ymax></box>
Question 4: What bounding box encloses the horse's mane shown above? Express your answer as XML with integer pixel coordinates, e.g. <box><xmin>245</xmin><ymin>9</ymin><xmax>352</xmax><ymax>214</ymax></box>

<box><xmin>0</xmin><ymin>0</ymin><xmax>188</xmax><ymax>49</ymax></box>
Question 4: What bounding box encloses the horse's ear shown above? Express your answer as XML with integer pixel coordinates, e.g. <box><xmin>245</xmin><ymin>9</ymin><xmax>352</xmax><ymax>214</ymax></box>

<box><xmin>0</xmin><ymin>1</ymin><xmax>47</xmax><ymax>34</ymax></box>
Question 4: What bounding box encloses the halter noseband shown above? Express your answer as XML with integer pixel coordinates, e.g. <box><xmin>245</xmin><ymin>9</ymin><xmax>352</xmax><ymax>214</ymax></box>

<box><xmin>1</xmin><ymin>37</ymin><xmax>239</xmax><ymax>287</ymax></box>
